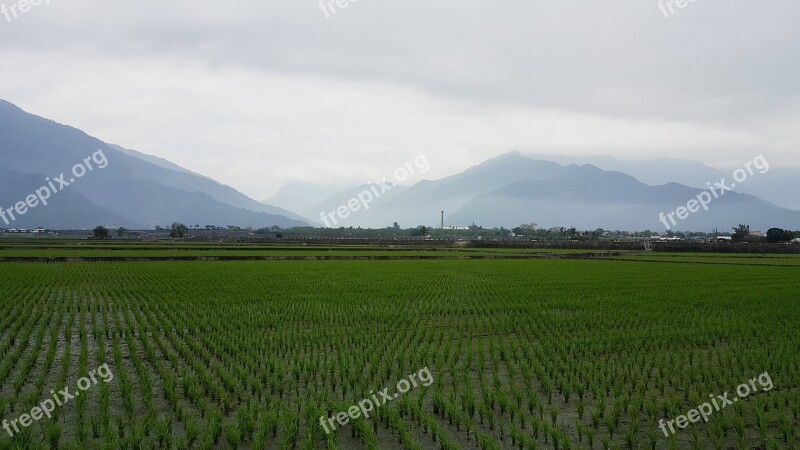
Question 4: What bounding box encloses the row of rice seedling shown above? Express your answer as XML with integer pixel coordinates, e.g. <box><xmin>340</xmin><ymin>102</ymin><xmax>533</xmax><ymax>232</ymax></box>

<box><xmin>0</xmin><ymin>257</ymin><xmax>797</xmax><ymax>448</ymax></box>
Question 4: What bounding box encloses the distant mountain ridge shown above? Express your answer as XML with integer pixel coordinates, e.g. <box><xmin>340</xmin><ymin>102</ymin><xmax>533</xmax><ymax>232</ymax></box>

<box><xmin>0</xmin><ymin>100</ymin><xmax>309</xmax><ymax>229</ymax></box>
<box><xmin>528</xmin><ymin>153</ymin><xmax>800</xmax><ymax>211</ymax></box>
<box><xmin>448</xmin><ymin>161</ymin><xmax>799</xmax><ymax>231</ymax></box>
<box><xmin>3</xmin><ymin>99</ymin><xmax>797</xmax><ymax>232</ymax></box>
<box><xmin>291</xmin><ymin>152</ymin><xmax>800</xmax><ymax>232</ymax></box>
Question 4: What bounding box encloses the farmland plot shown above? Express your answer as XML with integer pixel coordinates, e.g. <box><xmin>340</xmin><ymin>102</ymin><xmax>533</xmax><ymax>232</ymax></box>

<box><xmin>0</xmin><ymin>257</ymin><xmax>797</xmax><ymax>449</ymax></box>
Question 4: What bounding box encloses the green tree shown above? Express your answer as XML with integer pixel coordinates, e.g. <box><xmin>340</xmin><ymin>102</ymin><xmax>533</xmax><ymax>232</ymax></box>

<box><xmin>116</xmin><ymin>227</ymin><xmax>127</xmax><ymax>237</ymax></box>
<box><xmin>411</xmin><ymin>226</ymin><xmax>429</xmax><ymax>237</ymax></box>
<box><xmin>731</xmin><ymin>224</ymin><xmax>750</xmax><ymax>242</ymax></box>
<box><xmin>169</xmin><ymin>222</ymin><xmax>188</xmax><ymax>238</ymax></box>
<box><xmin>93</xmin><ymin>226</ymin><xmax>110</xmax><ymax>239</ymax></box>
<box><xmin>767</xmin><ymin>228</ymin><xmax>793</xmax><ymax>243</ymax></box>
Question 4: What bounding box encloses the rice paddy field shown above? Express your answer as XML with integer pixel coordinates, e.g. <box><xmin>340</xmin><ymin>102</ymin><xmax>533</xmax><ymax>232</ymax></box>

<box><xmin>0</xmin><ymin>241</ymin><xmax>798</xmax><ymax>449</ymax></box>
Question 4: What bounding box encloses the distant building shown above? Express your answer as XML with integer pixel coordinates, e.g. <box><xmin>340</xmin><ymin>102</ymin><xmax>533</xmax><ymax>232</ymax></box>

<box><xmin>442</xmin><ymin>225</ymin><xmax>470</xmax><ymax>230</ymax></box>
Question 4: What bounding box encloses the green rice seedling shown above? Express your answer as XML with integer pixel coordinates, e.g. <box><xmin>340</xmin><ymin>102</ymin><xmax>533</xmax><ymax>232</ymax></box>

<box><xmin>46</xmin><ymin>422</ymin><xmax>61</xmax><ymax>449</ymax></box>
<box><xmin>156</xmin><ymin>418</ymin><xmax>172</xmax><ymax>448</ymax></box>
<box><xmin>624</xmin><ymin>423</ymin><xmax>635</xmax><ymax>449</ymax></box>
<box><xmin>582</xmin><ymin>426</ymin><xmax>593</xmax><ymax>448</ymax></box>
<box><xmin>0</xmin><ymin>254</ymin><xmax>796</xmax><ymax>448</ymax></box>
<box><xmin>11</xmin><ymin>426</ymin><xmax>32</xmax><ymax>449</ymax></box>
<box><xmin>281</xmin><ymin>409</ymin><xmax>300</xmax><ymax>449</ymax></box>
<box><xmin>236</xmin><ymin>405</ymin><xmax>255</xmax><ymax>439</ymax></box>
<box><xmin>127</xmin><ymin>423</ymin><xmax>145</xmax><ymax>449</ymax></box>
<box><xmin>185</xmin><ymin>416</ymin><xmax>199</xmax><ymax>446</ymax></box>
<box><xmin>549</xmin><ymin>428</ymin><xmax>560</xmax><ymax>450</ymax></box>
<box><xmin>204</xmin><ymin>408</ymin><xmax>222</xmax><ymax>443</ymax></box>
<box><xmin>780</xmin><ymin>414</ymin><xmax>795</xmax><ymax>443</ymax></box>
<box><xmin>224</xmin><ymin>421</ymin><xmax>241</xmax><ymax>448</ymax></box>
<box><xmin>736</xmin><ymin>435</ymin><xmax>746</xmax><ymax>450</ymax></box>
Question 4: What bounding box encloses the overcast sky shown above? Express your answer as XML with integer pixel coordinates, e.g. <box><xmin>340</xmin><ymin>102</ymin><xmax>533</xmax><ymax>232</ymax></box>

<box><xmin>1</xmin><ymin>0</ymin><xmax>798</xmax><ymax>200</ymax></box>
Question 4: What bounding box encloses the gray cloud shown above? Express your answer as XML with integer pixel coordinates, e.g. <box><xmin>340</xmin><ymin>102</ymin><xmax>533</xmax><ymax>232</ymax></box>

<box><xmin>0</xmin><ymin>0</ymin><xmax>797</xmax><ymax>199</ymax></box>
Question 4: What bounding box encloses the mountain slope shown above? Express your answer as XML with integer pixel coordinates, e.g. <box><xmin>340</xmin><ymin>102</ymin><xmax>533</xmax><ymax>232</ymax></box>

<box><xmin>0</xmin><ymin>100</ymin><xmax>309</xmax><ymax>229</ymax></box>
<box><xmin>0</xmin><ymin>168</ymin><xmax>134</xmax><ymax>229</ymax></box>
<box><xmin>527</xmin><ymin>153</ymin><xmax>800</xmax><ymax>211</ymax></box>
<box><xmin>110</xmin><ymin>144</ymin><xmax>311</xmax><ymax>223</ymax></box>
<box><xmin>448</xmin><ymin>164</ymin><xmax>800</xmax><ymax>231</ymax></box>
<box><xmin>328</xmin><ymin>153</ymin><xmax>571</xmax><ymax>227</ymax></box>
<box><xmin>321</xmin><ymin>152</ymin><xmax>800</xmax><ymax>231</ymax></box>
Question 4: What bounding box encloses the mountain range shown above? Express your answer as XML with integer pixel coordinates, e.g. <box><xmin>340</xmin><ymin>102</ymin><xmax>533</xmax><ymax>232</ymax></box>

<box><xmin>0</xmin><ymin>100</ymin><xmax>310</xmax><ymax>229</ymax></box>
<box><xmin>282</xmin><ymin>152</ymin><xmax>800</xmax><ymax>231</ymax></box>
<box><xmin>2</xmin><ymin>99</ymin><xmax>798</xmax><ymax>232</ymax></box>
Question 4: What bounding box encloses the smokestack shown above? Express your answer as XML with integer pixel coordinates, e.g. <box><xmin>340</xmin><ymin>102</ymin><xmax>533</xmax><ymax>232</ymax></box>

<box><xmin>441</xmin><ymin>211</ymin><xmax>444</xmax><ymax>229</ymax></box>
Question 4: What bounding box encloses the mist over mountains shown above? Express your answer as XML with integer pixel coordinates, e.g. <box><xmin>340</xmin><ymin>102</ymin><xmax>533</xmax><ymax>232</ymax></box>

<box><xmin>2</xmin><ymin>99</ymin><xmax>798</xmax><ymax>232</ymax></box>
